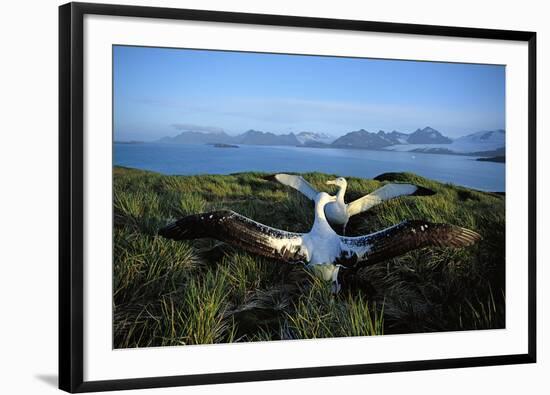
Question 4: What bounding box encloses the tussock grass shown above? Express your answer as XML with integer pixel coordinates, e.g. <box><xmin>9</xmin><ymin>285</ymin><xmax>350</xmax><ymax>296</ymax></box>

<box><xmin>113</xmin><ymin>166</ymin><xmax>505</xmax><ymax>348</ymax></box>
<box><xmin>286</xmin><ymin>276</ymin><xmax>384</xmax><ymax>339</ymax></box>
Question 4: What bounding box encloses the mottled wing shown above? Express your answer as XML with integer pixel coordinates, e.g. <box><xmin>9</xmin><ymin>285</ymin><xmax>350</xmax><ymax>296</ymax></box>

<box><xmin>273</xmin><ymin>173</ymin><xmax>319</xmax><ymax>201</ymax></box>
<box><xmin>338</xmin><ymin>220</ymin><xmax>481</xmax><ymax>267</ymax></box>
<box><xmin>159</xmin><ymin>210</ymin><xmax>306</xmax><ymax>263</ymax></box>
<box><xmin>346</xmin><ymin>183</ymin><xmax>434</xmax><ymax>217</ymax></box>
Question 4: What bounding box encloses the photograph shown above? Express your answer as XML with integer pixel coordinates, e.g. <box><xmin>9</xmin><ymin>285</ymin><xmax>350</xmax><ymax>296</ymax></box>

<box><xmin>112</xmin><ymin>45</ymin><xmax>506</xmax><ymax>348</ymax></box>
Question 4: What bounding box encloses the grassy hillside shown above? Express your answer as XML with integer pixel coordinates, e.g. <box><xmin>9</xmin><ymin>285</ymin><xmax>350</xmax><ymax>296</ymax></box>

<box><xmin>113</xmin><ymin>166</ymin><xmax>505</xmax><ymax>348</ymax></box>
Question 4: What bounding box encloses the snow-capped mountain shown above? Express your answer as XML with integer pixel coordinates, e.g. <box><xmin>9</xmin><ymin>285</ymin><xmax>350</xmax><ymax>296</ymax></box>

<box><xmin>386</xmin><ymin>130</ymin><xmax>409</xmax><ymax>144</ymax></box>
<box><xmin>385</xmin><ymin>129</ymin><xmax>505</xmax><ymax>155</ymax></box>
<box><xmin>407</xmin><ymin>127</ymin><xmax>452</xmax><ymax>144</ymax></box>
<box><xmin>331</xmin><ymin>129</ymin><xmax>394</xmax><ymax>149</ymax></box>
<box><xmin>452</xmin><ymin>129</ymin><xmax>505</xmax><ymax>151</ymax></box>
<box><xmin>330</xmin><ymin>127</ymin><xmax>450</xmax><ymax>149</ymax></box>
<box><xmin>295</xmin><ymin>132</ymin><xmax>335</xmax><ymax>145</ymax></box>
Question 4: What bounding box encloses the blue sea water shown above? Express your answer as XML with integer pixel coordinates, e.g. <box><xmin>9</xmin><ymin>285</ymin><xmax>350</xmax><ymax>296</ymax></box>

<box><xmin>114</xmin><ymin>143</ymin><xmax>505</xmax><ymax>192</ymax></box>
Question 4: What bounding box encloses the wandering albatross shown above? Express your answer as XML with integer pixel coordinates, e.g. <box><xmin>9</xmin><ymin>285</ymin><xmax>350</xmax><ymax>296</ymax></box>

<box><xmin>159</xmin><ymin>192</ymin><xmax>480</xmax><ymax>293</ymax></box>
<box><xmin>270</xmin><ymin>174</ymin><xmax>434</xmax><ymax>234</ymax></box>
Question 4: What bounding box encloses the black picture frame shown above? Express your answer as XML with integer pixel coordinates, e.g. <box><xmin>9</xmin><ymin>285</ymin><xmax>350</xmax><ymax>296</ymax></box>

<box><xmin>59</xmin><ymin>2</ymin><xmax>537</xmax><ymax>393</ymax></box>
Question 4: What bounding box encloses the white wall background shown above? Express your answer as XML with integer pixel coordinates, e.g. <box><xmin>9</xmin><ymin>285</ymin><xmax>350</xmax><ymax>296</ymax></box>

<box><xmin>0</xmin><ymin>0</ymin><xmax>547</xmax><ymax>393</ymax></box>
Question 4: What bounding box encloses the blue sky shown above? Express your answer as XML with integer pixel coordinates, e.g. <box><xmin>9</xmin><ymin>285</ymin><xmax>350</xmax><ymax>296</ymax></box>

<box><xmin>114</xmin><ymin>45</ymin><xmax>505</xmax><ymax>141</ymax></box>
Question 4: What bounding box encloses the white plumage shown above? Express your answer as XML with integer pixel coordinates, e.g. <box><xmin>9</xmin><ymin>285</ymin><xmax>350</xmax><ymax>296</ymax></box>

<box><xmin>273</xmin><ymin>174</ymin><xmax>431</xmax><ymax>234</ymax></box>
<box><xmin>159</xmin><ymin>192</ymin><xmax>480</xmax><ymax>293</ymax></box>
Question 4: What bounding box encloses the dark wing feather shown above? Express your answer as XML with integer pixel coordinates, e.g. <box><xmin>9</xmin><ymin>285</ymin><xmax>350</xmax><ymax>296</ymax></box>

<box><xmin>159</xmin><ymin>210</ymin><xmax>306</xmax><ymax>263</ymax></box>
<box><xmin>339</xmin><ymin>220</ymin><xmax>481</xmax><ymax>267</ymax></box>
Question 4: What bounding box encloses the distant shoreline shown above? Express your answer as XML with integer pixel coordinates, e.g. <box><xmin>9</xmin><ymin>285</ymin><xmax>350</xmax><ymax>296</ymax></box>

<box><xmin>114</xmin><ymin>140</ymin><xmax>145</xmax><ymax>145</ymax></box>
<box><xmin>115</xmin><ymin>140</ymin><xmax>504</xmax><ymax>159</ymax></box>
<box><xmin>209</xmin><ymin>143</ymin><xmax>239</xmax><ymax>148</ymax></box>
<box><xmin>476</xmin><ymin>156</ymin><xmax>505</xmax><ymax>163</ymax></box>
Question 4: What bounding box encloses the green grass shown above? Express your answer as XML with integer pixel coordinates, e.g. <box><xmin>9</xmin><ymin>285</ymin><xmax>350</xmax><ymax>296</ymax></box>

<box><xmin>113</xmin><ymin>166</ymin><xmax>505</xmax><ymax>348</ymax></box>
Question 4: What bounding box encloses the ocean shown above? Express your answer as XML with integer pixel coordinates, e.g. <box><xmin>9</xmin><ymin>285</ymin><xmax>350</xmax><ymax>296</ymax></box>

<box><xmin>114</xmin><ymin>143</ymin><xmax>505</xmax><ymax>192</ymax></box>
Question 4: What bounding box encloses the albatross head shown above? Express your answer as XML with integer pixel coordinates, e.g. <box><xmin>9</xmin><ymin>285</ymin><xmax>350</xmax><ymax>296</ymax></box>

<box><xmin>326</xmin><ymin>177</ymin><xmax>347</xmax><ymax>189</ymax></box>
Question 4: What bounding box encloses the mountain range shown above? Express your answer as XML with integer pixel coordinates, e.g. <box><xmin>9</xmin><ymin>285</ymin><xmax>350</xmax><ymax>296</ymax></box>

<box><xmin>328</xmin><ymin>127</ymin><xmax>452</xmax><ymax>149</ymax></box>
<box><xmin>385</xmin><ymin>129</ymin><xmax>505</xmax><ymax>155</ymax></box>
<box><xmin>158</xmin><ymin>129</ymin><xmax>326</xmax><ymax>146</ymax></box>
<box><xmin>156</xmin><ymin>126</ymin><xmax>505</xmax><ymax>156</ymax></box>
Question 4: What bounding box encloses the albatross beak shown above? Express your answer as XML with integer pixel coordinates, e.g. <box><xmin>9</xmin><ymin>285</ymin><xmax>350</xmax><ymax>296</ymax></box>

<box><xmin>326</xmin><ymin>180</ymin><xmax>337</xmax><ymax>185</ymax></box>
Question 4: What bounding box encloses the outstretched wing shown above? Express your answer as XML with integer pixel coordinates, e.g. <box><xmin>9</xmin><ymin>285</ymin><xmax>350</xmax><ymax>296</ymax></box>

<box><xmin>338</xmin><ymin>220</ymin><xmax>481</xmax><ymax>267</ymax></box>
<box><xmin>159</xmin><ymin>210</ymin><xmax>306</xmax><ymax>263</ymax></box>
<box><xmin>346</xmin><ymin>183</ymin><xmax>434</xmax><ymax>217</ymax></box>
<box><xmin>271</xmin><ymin>174</ymin><xmax>319</xmax><ymax>201</ymax></box>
